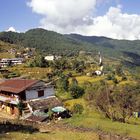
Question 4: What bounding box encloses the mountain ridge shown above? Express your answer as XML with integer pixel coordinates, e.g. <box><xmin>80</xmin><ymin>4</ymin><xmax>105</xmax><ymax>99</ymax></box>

<box><xmin>0</xmin><ymin>28</ymin><xmax>140</xmax><ymax>66</ymax></box>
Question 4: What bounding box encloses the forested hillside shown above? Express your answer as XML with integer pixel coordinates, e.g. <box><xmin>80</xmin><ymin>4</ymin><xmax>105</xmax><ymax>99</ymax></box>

<box><xmin>0</xmin><ymin>29</ymin><xmax>98</xmax><ymax>55</ymax></box>
<box><xmin>68</xmin><ymin>34</ymin><xmax>140</xmax><ymax>66</ymax></box>
<box><xmin>0</xmin><ymin>28</ymin><xmax>140</xmax><ymax>65</ymax></box>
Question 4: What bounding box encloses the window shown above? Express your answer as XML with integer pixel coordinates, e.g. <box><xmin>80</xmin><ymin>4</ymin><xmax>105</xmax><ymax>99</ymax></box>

<box><xmin>38</xmin><ymin>90</ymin><xmax>44</xmax><ymax>97</ymax></box>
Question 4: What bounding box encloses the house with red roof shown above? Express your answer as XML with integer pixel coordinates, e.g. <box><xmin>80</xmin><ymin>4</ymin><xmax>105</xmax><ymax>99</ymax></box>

<box><xmin>0</xmin><ymin>79</ymin><xmax>59</xmax><ymax>117</ymax></box>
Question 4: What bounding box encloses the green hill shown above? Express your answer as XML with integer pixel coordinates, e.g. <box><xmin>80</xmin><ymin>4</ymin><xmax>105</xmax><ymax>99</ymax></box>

<box><xmin>68</xmin><ymin>34</ymin><xmax>140</xmax><ymax>66</ymax></box>
<box><xmin>0</xmin><ymin>28</ymin><xmax>140</xmax><ymax>65</ymax></box>
<box><xmin>0</xmin><ymin>29</ymin><xmax>99</xmax><ymax>56</ymax></box>
<box><xmin>0</xmin><ymin>41</ymin><xmax>21</xmax><ymax>58</ymax></box>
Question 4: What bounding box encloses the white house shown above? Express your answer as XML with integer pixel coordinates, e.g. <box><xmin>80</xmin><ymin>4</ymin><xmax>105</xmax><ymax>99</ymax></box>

<box><xmin>0</xmin><ymin>58</ymin><xmax>24</xmax><ymax>67</ymax></box>
<box><xmin>45</xmin><ymin>55</ymin><xmax>62</xmax><ymax>61</ymax></box>
<box><xmin>0</xmin><ymin>79</ymin><xmax>59</xmax><ymax>116</ymax></box>
<box><xmin>45</xmin><ymin>55</ymin><xmax>55</xmax><ymax>61</ymax></box>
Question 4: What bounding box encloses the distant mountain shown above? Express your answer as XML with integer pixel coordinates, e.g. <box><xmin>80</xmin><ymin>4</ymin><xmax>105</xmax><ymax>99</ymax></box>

<box><xmin>67</xmin><ymin>34</ymin><xmax>140</xmax><ymax>55</ymax></box>
<box><xmin>0</xmin><ymin>29</ymin><xmax>99</xmax><ymax>56</ymax></box>
<box><xmin>0</xmin><ymin>28</ymin><xmax>140</xmax><ymax>65</ymax></box>
<box><xmin>67</xmin><ymin>34</ymin><xmax>140</xmax><ymax>66</ymax></box>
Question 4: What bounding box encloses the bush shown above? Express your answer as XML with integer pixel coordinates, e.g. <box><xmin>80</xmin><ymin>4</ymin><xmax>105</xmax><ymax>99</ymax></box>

<box><xmin>106</xmin><ymin>74</ymin><xmax>113</xmax><ymax>80</ymax></box>
<box><xmin>56</xmin><ymin>74</ymin><xmax>69</xmax><ymax>91</ymax></box>
<box><xmin>69</xmin><ymin>85</ymin><xmax>85</xmax><ymax>99</ymax></box>
<box><xmin>113</xmin><ymin>77</ymin><xmax>119</xmax><ymax>84</ymax></box>
<box><xmin>7</xmin><ymin>72</ymin><xmax>20</xmax><ymax>78</ymax></box>
<box><xmin>72</xmin><ymin>104</ymin><xmax>84</xmax><ymax>114</ymax></box>
<box><xmin>121</xmin><ymin>75</ymin><xmax>127</xmax><ymax>81</ymax></box>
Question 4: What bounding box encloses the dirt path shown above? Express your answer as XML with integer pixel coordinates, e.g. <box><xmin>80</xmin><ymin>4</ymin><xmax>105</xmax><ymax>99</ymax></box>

<box><xmin>39</xmin><ymin>122</ymin><xmax>95</xmax><ymax>133</ymax></box>
<box><xmin>0</xmin><ymin>117</ymin><xmax>136</xmax><ymax>140</ymax></box>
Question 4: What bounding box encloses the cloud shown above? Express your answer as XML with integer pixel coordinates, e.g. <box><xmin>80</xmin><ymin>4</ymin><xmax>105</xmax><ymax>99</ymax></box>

<box><xmin>27</xmin><ymin>0</ymin><xmax>140</xmax><ymax>40</ymax></box>
<box><xmin>76</xmin><ymin>6</ymin><xmax>140</xmax><ymax>40</ymax></box>
<box><xmin>6</xmin><ymin>27</ymin><xmax>16</xmax><ymax>32</ymax></box>
<box><xmin>27</xmin><ymin>0</ymin><xmax>97</xmax><ymax>31</ymax></box>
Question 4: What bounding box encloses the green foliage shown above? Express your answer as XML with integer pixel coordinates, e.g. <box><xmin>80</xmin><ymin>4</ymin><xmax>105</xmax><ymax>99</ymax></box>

<box><xmin>56</xmin><ymin>74</ymin><xmax>69</xmax><ymax>92</ymax></box>
<box><xmin>51</xmin><ymin>58</ymin><xmax>69</xmax><ymax>70</ymax></box>
<box><xmin>0</xmin><ymin>29</ymin><xmax>97</xmax><ymax>56</ymax></box>
<box><xmin>1</xmin><ymin>71</ymin><xmax>20</xmax><ymax>79</ymax></box>
<box><xmin>106</xmin><ymin>74</ymin><xmax>119</xmax><ymax>84</ymax></box>
<box><xmin>28</xmin><ymin>55</ymin><xmax>48</xmax><ymax>67</ymax></box>
<box><xmin>71</xmin><ymin>59</ymin><xmax>85</xmax><ymax>73</ymax></box>
<box><xmin>115</xmin><ymin>65</ymin><xmax>124</xmax><ymax>76</ymax></box>
<box><xmin>17</xmin><ymin>102</ymin><xmax>24</xmax><ymax>114</ymax></box>
<box><xmin>91</xmin><ymin>83</ymin><xmax>140</xmax><ymax>123</ymax></box>
<box><xmin>69</xmin><ymin>34</ymin><xmax>140</xmax><ymax>59</ymax></box>
<box><xmin>106</xmin><ymin>74</ymin><xmax>114</xmax><ymax>80</ymax></box>
<box><xmin>7</xmin><ymin>72</ymin><xmax>20</xmax><ymax>78</ymax></box>
<box><xmin>69</xmin><ymin>85</ymin><xmax>85</xmax><ymax>99</ymax></box>
<box><xmin>72</xmin><ymin>103</ymin><xmax>84</xmax><ymax>114</ymax></box>
<box><xmin>71</xmin><ymin>78</ymin><xmax>78</xmax><ymax>86</ymax></box>
<box><xmin>1</xmin><ymin>29</ymin><xmax>140</xmax><ymax>66</ymax></box>
<box><xmin>121</xmin><ymin>75</ymin><xmax>127</xmax><ymax>81</ymax></box>
<box><xmin>112</xmin><ymin>77</ymin><xmax>119</xmax><ymax>84</ymax></box>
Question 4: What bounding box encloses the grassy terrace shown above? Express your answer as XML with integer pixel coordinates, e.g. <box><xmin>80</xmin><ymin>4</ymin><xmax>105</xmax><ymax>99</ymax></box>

<box><xmin>7</xmin><ymin>66</ymin><xmax>52</xmax><ymax>79</ymax></box>
<box><xmin>0</xmin><ymin>64</ymin><xmax>139</xmax><ymax>139</ymax></box>
<box><xmin>63</xmin><ymin>99</ymin><xmax>140</xmax><ymax>140</ymax></box>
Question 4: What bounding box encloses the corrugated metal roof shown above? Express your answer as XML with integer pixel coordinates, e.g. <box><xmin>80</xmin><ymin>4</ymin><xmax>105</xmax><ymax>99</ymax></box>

<box><xmin>0</xmin><ymin>79</ymin><xmax>38</xmax><ymax>94</ymax></box>
<box><xmin>26</xmin><ymin>115</ymin><xmax>47</xmax><ymax>122</ymax></box>
<box><xmin>28</xmin><ymin>97</ymin><xmax>62</xmax><ymax>110</ymax></box>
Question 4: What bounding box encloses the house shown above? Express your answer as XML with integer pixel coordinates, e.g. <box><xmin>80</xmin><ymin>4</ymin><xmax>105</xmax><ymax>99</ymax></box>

<box><xmin>26</xmin><ymin>97</ymin><xmax>62</xmax><ymax>122</ymax></box>
<box><xmin>0</xmin><ymin>79</ymin><xmax>60</xmax><ymax>117</ymax></box>
<box><xmin>45</xmin><ymin>55</ymin><xmax>55</xmax><ymax>61</ymax></box>
<box><xmin>45</xmin><ymin>55</ymin><xmax>62</xmax><ymax>61</ymax></box>
<box><xmin>0</xmin><ymin>58</ymin><xmax>24</xmax><ymax>67</ymax></box>
<box><xmin>94</xmin><ymin>70</ymin><xmax>102</xmax><ymax>76</ymax></box>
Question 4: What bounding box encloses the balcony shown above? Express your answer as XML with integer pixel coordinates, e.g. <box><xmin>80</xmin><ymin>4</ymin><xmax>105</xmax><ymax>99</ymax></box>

<box><xmin>0</xmin><ymin>94</ymin><xmax>19</xmax><ymax>105</ymax></box>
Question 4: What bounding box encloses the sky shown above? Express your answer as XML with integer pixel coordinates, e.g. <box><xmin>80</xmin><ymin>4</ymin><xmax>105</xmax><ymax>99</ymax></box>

<box><xmin>0</xmin><ymin>0</ymin><xmax>140</xmax><ymax>40</ymax></box>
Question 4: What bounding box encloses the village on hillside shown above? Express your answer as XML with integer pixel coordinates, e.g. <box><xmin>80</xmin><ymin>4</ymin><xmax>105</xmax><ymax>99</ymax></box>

<box><xmin>1</xmin><ymin>0</ymin><xmax>140</xmax><ymax>139</ymax></box>
<box><xmin>0</xmin><ymin>44</ymin><xmax>139</xmax><ymax>140</ymax></box>
<box><xmin>0</xmin><ymin>47</ymin><xmax>105</xmax><ymax>122</ymax></box>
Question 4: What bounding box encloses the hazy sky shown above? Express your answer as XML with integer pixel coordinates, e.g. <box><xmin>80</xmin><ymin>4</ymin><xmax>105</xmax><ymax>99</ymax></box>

<box><xmin>0</xmin><ymin>0</ymin><xmax>140</xmax><ymax>40</ymax></box>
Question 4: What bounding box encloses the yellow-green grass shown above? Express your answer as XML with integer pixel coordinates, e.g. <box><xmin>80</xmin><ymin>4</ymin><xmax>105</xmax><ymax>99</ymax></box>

<box><xmin>119</xmin><ymin>80</ymin><xmax>136</xmax><ymax>86</ymax></box>
<box><xmin>0</xmin><ymin>52</ymin><xmax>15</xmax><ymax>59</ymax></box>
<box><xmin>0</xmin><ymin>41</ymin><xmax>20</xmax><ymax>58</ymax></box>
<box><xmin>71</xmin><ymin>73</ymin><xmax>135</xmax><ymax>87</ymax></box>
<box><xmin>56</xmin><ymin>91</ymin><xmax>71</xmax><ymax>100</ymax></box>
<box><xmin>8</xmin><ymin>66</ymin><xmax>52</xmax><ymax>79</ymax></box>
<box><xmin>64</xmin><ymin>98</ymin><xmax>86</xmax><ymax>110</ymax></box>
<box><xmin>0</xmin><ymin>131</ymin><xmax>99</xmax><ymax>140</ymax></box>
<box><xmin>64</xmin><ymin>99</ymin><xmax>140</xmax><ymax>140</ymax></box>
<box><xmin>70</xmin><ymin>75</ymin><xmax>104</xmax><ymax>85</ymax></box>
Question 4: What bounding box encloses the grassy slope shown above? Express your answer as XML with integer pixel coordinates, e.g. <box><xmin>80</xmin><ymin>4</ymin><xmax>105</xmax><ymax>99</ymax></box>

<box><xmin>1</xmin><ymin>29</ymin><xmax>140</xmax><ymax>60</ymax></box>
<box><xmin>1</xmin><ymin>131</ymin><xmax>98</xmax><ymax>140</ymax></box>
<box><xmin>0</xmin><ymin>71</ymin><xmax>139</xmax><ymax>139</ymax></box>
<box><xmin>63</xmin><ymin>73</ymin><xmax>140</xmax><ymax>140</ymax></box>
<box><xmin>0</xmin><ymin>41</ymin><xmax>17</xmax><ymax>58</ymax></box>
<box><xmin>7</xmin><ymin>66</ymin><xmax>52</xmax><ymax>80</ymax></box>
<box><xmin>64</xmin><ymin>99</ymin><xmax>140</xmax><ymax>140</ymax></box>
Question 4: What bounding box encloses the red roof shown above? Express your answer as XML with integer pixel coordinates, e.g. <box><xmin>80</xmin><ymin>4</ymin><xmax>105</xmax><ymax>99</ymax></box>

<box><xmin>0</xmin><ymin>79</ymin><xmax>38</xmax><ymax>94</ymax></box>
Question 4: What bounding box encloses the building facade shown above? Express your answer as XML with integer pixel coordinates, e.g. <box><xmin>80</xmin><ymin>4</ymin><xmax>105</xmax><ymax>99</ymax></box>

<box><xmin>0</xmin><ymin>79</ymin><xmax>55</xmax><ymax>117</ymax></box>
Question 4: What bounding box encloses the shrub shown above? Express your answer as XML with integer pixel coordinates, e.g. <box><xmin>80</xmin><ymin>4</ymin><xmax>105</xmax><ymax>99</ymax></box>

<box><xmin>106</xmin><ymin>74</ymin><xmax>113</xmax><ymax>80</ymax></box>
<box><xmin>72</xmin><ymin>104</ymin><xmax>84</xmax><ymax>114</ymax></box>
<box><xmin>69</xmin><ymin>85</ymin><xmax>85</xmax><ymax>99</ymax></box>
<box><xmin>113</xmin><ymin>77</ymin><xmax>119</xmax><ymax>84</ymax></box>
<box><xmin>121</xmin><ymin>75</ymin><xmax>127</xmax><ymax>81</ymax></box>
